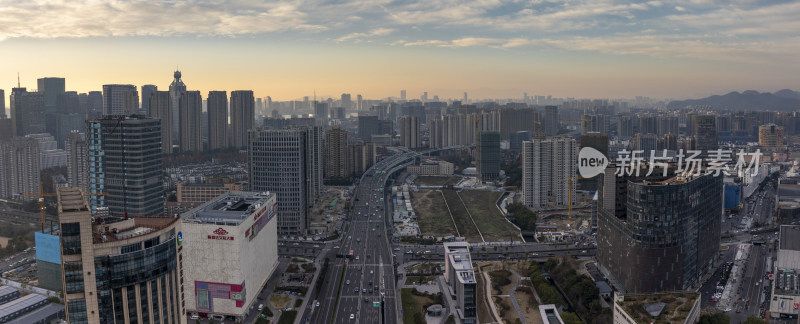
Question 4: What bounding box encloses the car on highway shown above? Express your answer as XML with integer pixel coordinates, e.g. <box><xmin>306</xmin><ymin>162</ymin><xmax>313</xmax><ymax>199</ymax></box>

<box><xmin>350</xmin><ymin>314</ymin><xmax>355</xmax><ymax>320</ymax></box>
<box><xmin>346</xmin><ymin>280</ymin><xmax>350</xmax><ymax>285</ymax></box>
<box><xmin>316</xmin><ymin>301</ymin><xmax>320</xmax><ymax>307</ymax></box>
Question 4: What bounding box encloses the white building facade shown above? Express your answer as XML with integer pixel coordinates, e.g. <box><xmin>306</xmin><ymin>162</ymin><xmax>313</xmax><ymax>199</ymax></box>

<box><xmin>181</xmin><ymin>192</ymin><xmax>279</xmax><ymax>321</ymax></box>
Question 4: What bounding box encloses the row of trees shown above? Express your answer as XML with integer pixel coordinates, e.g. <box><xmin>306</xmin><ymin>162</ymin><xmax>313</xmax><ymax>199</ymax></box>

<box><xmin>507</xmin><ymin>203</ymin><xmax>537</xmax><ymax>231</ymax></box>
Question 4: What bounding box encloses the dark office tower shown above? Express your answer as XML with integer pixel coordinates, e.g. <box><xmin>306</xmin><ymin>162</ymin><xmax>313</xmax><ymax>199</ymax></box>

<box><xmin>685</xmin><ymin>112</ymin><xmax>697</xmax><ymax>136</ymax></box>
<box><xmin>663</xmin><ymin>133</ymin><xmax>678</xmax><ymax>151</ymax></box>
<box><xmin>398</xmin><ymin>116</ymin><xmax>421</xmax><ymax>149</ymax></box>
<box><xmin>148</xmin><ymin>91</ymin><xmax>173</xmax><ymax>154</ymax></box>
<box><xmin>140</xmin><ymin>84</ymin><xmax>157</xmax><ymax>115</ymax></box>
<box><xmin>57</xmin><ymin>188</ymin><xmax>184</xmax><ymax>324</ymax></box>
<box><xmin>716</xmin><ymin>115</ymin><xmax>732</xmax><ymax>133</ymax></box>
<box><xmin>102</xmin><ymin>84</ymin><xmax>137</xmax><ymax>115</ymax></box>
<box><xmin>597</xmin><ymin>172</ymin><xmax>722</xmax><ymax>293</ymax></box>
<box><xmin>87</xmin><ymin>116</ymin><xmax>164</xmax><ymax>217</ymax></box>
<box><xmin>580</xmin><ymin>132</ymin><xmax>609</xmax><ymax>157</ymax></box>
<box><xmin>37</xmin><ymin>77</ymin><xmax>65</xmax><ymax>113</ymax></box>
<box><xmin>331</xmin><ymin>107</ymin><xmax>346</xmax><ymax>120</ymax></box>
<box><xmin>657</xmin><ymin>116</ymin><xmax>679</xmax><ymax>136</ymax></box>
<box><xmin>509</xmin><ymin>131</ymin><xmax>531</xmax><ymax>152</ymax></box>
<box><xmin>324</xmin><ymin>126</ymin><xmax>350</xmax><ymax>179</ymax></box>
<box><xmin>544</xmin><ymin>106</ymin><xmax>559</xmax><ymax>137</ymax></box>
<box><xmin>358</xmin><ymin>114</ymin><xmax>380</xmax><ymax>140</ymax></box>
<box><xmin>179</xmin><ymin>91</ymin><xmax>202</xmax><ymax>153</ymax></box>
<box><xmin>230</xmin><ymin>90</ymin><xmax>255</xmax><ymax>149</ymax></box>
<box><xmin>207</xmin><ymin>91</ymin><xmax>228</xmax><ymax>151</ymax></box>
<box><xmin>637</xmin><ymin>115</ymin><xmax>658</xmax><ymax>135</ymax></box>
<box><xmin>617</xmin><ymin>115</ymin><xmax>635</xmax><ymax>138</ymax></box>
<box><xmin>86</xmin><ymin>91</ymin><xmax>103</xmax><ymax>119</ymax></box>
<box><xmin>0</xmin><ymin>137</ymin><xmax>40</xmax><ymax>199</ymax></box>
<box><xmin>10</xmin><ymin>87</ymin><xmax>46</xmax><ymax>136</ymax></box>
<box><xmin>0</xmin><ymin>89</ymin><xmax>5</xmax><ymax>118</ymax></box>
<box><xmin>582</xmin><ymin>114</ymin><xmax>608</xmax><ymax>134</ymax></box>
<box><xmin>341</xmin><ymin>93</ymin><xmax>352</xmax><ymax>111</ymax></box>
<box><xmin>477</xmin><ymin>131</ymin><xmax>500</xmax><ymax>182</ymax></box>
<box><xmin>357</xmin><ymin>94</ymin><xmax>363</xmax><ymax>111</ymax></box>
<box><xmin>59</xmin><ymin>91</ymin><xmax>80</xmax><ymax>114</ymax></box>
<box><xmin>65</xmin><ymin>132</ymin><xmax>89</xmax><ymax>193</ymax></box>
<box><xmin>0</xmin><ymin>119</ymin><xmax>11</xmax><ymax>142</ymax></box>
<box><xmin>248</xmin><ymin>127</ymin><xmax>321</xmax><ymax>235</ymax></box>
<box><xmin>314</xmin><ymin>102</ymin><xmax>329</xmax><ymax>124</ymax></box>
<box><xmin>429</xmin><ymin>119</ymin><xmax>444</xmax><ymax>148</ymax></box>
<box><xmin>169</xmin><ymin>70</ymin><xmax>186</xmax><ymax>141</ymax></box>
<box><xmin>693</xmin><ymin>115</ymin><xmax>717</xmax><ymax>153</ymax></box>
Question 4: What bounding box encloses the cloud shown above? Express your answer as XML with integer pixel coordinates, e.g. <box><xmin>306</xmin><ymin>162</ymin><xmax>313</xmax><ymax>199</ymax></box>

<box><xmin>334</xmin><ymin>27</ymin><xmax>394</xmax><ymax>42</ymax></box>
<box><xmin>0</xmin><ymin>0</ymin><xmax>326</xmax><ymax>40</ymax></box>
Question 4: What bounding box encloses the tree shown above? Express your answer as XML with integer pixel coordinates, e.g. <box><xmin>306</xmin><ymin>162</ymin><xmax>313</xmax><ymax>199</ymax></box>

<box><xmin>560</xmin><ymin>311</ymin><xmax>582</xmax><ymax>324</ymax></box>
<box><xmin>699</xmin><ymin>313</ymin><xmax>731</xmax><ymax>324</ymax></box>
<box><xmin>743</xmin><ymin>317</ymin><xmax>765</xmax><ymax>324</ymax></box>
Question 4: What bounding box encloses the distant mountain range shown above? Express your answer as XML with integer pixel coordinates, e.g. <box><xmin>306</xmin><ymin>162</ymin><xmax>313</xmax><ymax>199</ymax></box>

<box><xmin>667</xmin><ymin>89</ymin><xmax>800</xmax><ymax>111</ymax></box>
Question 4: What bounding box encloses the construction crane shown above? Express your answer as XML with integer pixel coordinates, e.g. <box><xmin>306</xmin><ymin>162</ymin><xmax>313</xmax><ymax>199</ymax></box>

<box><xmin>560</xmin><ymin>176</ymin><xmax>584</xmax><ymax>221</ymax></box>
<box><xmin>16</xmin><ymin>182</ymin><xmax>56</xmax><ymax>232</ymax></box>
<box><xmin>532</xmin><ymin>119</ymin><xmax>545</xmax><ymax>140</ymax></box>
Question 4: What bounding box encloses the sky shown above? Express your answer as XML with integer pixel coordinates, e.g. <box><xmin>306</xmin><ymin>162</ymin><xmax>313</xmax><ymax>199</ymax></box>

<box><xmin>1</xmin><ymin>0</ymin><xmax>799</xmax><ymax>101</ymax></box>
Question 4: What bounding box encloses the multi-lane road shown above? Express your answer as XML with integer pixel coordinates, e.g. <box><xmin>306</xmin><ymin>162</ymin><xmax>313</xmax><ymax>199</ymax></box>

<box><xmin>314</xmin><ymin>150</ymin><xmax>422</xmax><ymax>324</ymax></box>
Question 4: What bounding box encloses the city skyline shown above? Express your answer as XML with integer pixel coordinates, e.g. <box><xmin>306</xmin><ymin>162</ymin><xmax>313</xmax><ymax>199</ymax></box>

<box><xmin>1</xmin><ymin>0</ymin><xmax>799</xmax><ymax>100</ymax></box>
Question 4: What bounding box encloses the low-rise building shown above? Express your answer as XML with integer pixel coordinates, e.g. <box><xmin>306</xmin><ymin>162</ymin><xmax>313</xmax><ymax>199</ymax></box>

<box><xmin>177</xmin><ymin>182</ymin><xmax>245</xmax><ymax>205</ymax></box>
<box><xmin>181</xmin><ymin>191</ymin><xmax>279</xmax><ymax>321</ymax></box>
<box><xmin>444</xmin><ymin>242</ymin><xmax>477</xmax><ymax>324</ymax></box>
<box><xmin>769</xmin><ymin>225</ymin><xmax>800</xmax><ymax>319</ymax></box>
<box><xmin>612</xmin><ymin>291</ymin><xmax>700</xmax><ymax>324</ymax></box>
<box><xmin>538</xmin><ymin>304</ymin><xmax>565</xmax><ymax>324</ymax></box>
<box><xmin>408</xmin><ymin>160</ymin><xmax>455</xmax><ymax>176</ymax></box>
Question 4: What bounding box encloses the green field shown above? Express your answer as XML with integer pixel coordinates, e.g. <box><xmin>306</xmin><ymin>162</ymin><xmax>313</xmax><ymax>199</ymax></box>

<box><xmin>441</xmin><ymin>189</ymin><xmax>483</xmax><ymax>242</ymax></box>
<box><xmin>411</xmin><ymin>189</ymin><xmax>458</xmax><ymax>237</ymax></box>
<box><xmin>401</xmin><ymin>288</ymin><xmax>440</xmax><ymax>324</ymax></box>
<box><xmin>414</xmin><ymin>176</ymin><xmax>461</xmax><ymax>186</ymax></box>
<box><xmin>458</xmin><ymin>190</ymin><xmax>520</xmax><ymax>242</ymax></box>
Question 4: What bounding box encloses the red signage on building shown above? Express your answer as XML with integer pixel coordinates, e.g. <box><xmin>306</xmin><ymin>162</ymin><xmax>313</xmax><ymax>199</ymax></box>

<box><xmin>208</xmin><ymin>227</ymin><xmax>234</xmax><ymax>240</ymax></box>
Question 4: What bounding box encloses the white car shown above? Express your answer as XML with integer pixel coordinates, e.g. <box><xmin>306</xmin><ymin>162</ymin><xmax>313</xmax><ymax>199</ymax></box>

<box><xmin>350</xmin><ymin>314</ymin><xmax>355</xmax><ymax>320</ymax></box>
<box><xmin>258</xmin><ymin>304</ymin><xmax>264</xmax><ymax>311</ymax></box>
<box><xmin>189</xmin><ymin>313</ymin><xmax>199</xmax><ymax>320</ymax></box>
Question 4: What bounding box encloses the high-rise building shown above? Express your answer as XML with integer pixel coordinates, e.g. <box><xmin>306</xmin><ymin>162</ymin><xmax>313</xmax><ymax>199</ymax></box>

<box><xmin>57</xmin><ymin>187</ymin><xmax>185</xmax><ymax>324</ymax></box>
<box><xmin>509</xmin><ymin>131</ymin><xmax>531</xmax><ymax>152</ymax></box>
<box><xmin>149</xmin><ymin>91</ymin><xmax>173</xmax><ymax>154</ymax></box>
<box><xmin>356</xmin><ymin>94</ymin><xmax>363</xmax><ymax>111</ymax></box>
<box><xmin>617</xmin><ymin>115</ymin><xmax>635</xmax><ymax>138</ymax></box>
<box><xmin>597</xmin><ymin>171</ymin><xmax>722</xmax><ymax>293</ymax></box>
<box><xmin>582</xmin><ymin>114</ymin><xmax>608</xmax><ymax>134</ymax></box>
<box><xmin>429</xmin><ymin>118</ymin><xmax>444</xmax><ymax>148</ymax></box>
<box><xmin>544</xmin><ymin>106</ymin><xmax>559</xmax><ymax>137</ymax></box>
<box><xmin>324</xmin><ymin>126</ymin><xmax>351</xmax><ymax>180</ymax></box>
<box><xmin>37</xmin><ymin>77</ymin><xmax>65</xmax><ymax>113</ymax></box>
<box><xmin>631</xmin><ymin>133</ymin><xmax>659</xmax><ymax>153</ymax></box>
<box><xmin>140</xmin><ymin>84</ymin><xmax>157</xmax><ymax>115</ymax></box>
<box><xmin>400</xmin><ymin>90</ymin><xmax>406</xmax><ymax>101</ymax></box>
<box><xmin>522</xmin><ymin>137</ymin><xmax>577</xmax><ymax>209</ymax></box>
<box><xmin>348</xmin><ymin>141</ymin><xmax>376</xmax><ymax>176</ymax></box>
<box><xmin>0</xmin><ymin>88</ymin><xmax>6</xmax><ymax>118</ymax></box>
<box><xmin>10</xmin><ymin>87</ymin><xmax>46</xmax><ymax>136</ymax></box>
<box><xmin>87</xmin><ymin>116</ymin><xmax>164</xmax><ymax>217</ymax></box>
<box><xmin>398</xmin><ymin>116</ymin><xmax>421</xmax><ymax>149</ymax></box>
<box><xmin>65</xmin><ymin>132</ymin><xmax>89</xmax><ymax>193</ymax></box>
<box><xmin>0</xmin><ymin>136</ymin><xmax>40</xmax><ymax>199</ymax></box>
<box><xmin>179</xmin><ymin>91</ymin><xmax>203</xmax><ymax>153</ymax></box>
<box><xmin>657</xmin><ymin>116</ymin><xmax>679</xmax><ymax>136</ymax></box>
<box><xmin>693</xmin><ymin>115</ymin><xmax>717</xmax><ymax>153</ymax></box>
<box><xmin>26</xmin><ymin>133</ymin><xmax>67</xmax><ymax>170</ymax></box>
<box><xmin>248</xmin><ymin>126</ymin><xmax>321</xmax><ymax>235</ymax></box>
<box><xmin>341</xmin><ymin>93</ymin><xmax>351</xmax><ymax>111</ymax></box>
<box><xmin>443</xmin><ymin>242</ymin><xmax>477</xmax><ymax>323</ymax></box>
<box><xmin>358</xmin><ymin>114</ymin><xmax>380</xmax><ymax>141</ymax></box>
<box><xmin>477</xmin><ymin>131</ymin><xmax>500</xmax><ymax>182</ymax></box>
<box><xmin>207</xmin><ymin>91</ymin><xmax>228</xmax><ymax>151</ymax></box>
<box><xmin>169</xmin><ymin>71</ymin><xmax>186</xmax><ymax>141</ymax></box>
<box><xmin>86</xmin><ymin>91</ymin><xmax>103</xmax><ymax>119</ymax></box>
<box><xmin>580</xmin><ymin>132</ymin><xmax>609</xmax><ymax>157</ymax></box>
<box><xmin>314</xmin><ymin>102</ymin><xmax>329</xmax><ymax>125</ymax></box>
<box><xmin>759</xmin><ymin>123</ymin><xmax>785</xmax><ymax>149</ymax></box>
<box><xmin>230</xmin><ymin>90</ymin><xmax>255</xmax><ymax>149</ymax></box>
<box><xmin>181</xmin><ymin>192</ymin><xmax>278</xmax><ymax>321</ymax></box>
<box><xmin>102</xmin><ymin>84</ymin><xmax>138</xmax><ymax>115</ymax></box>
